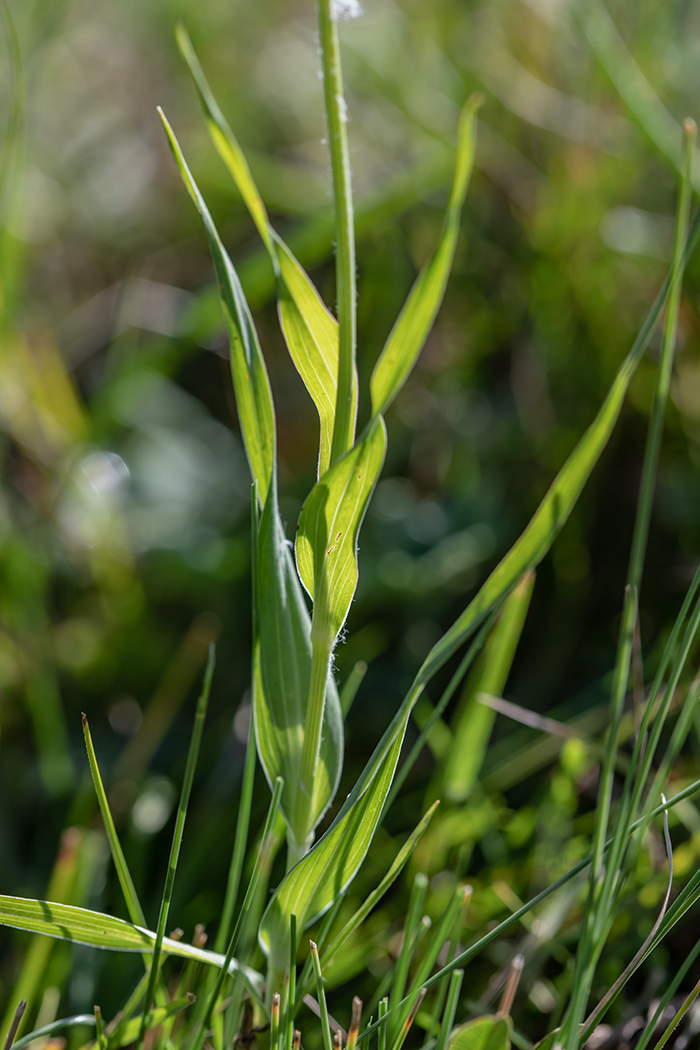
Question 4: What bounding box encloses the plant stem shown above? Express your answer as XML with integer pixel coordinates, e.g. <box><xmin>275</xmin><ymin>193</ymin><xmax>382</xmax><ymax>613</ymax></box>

<box><xmin>294</xmin><ymin>638</ymin><xmax>331</xmax><ymax>849</ymax></box>
<box><xmin>318</xmin><ymin>0</ymin><xmax>357</xmax><ymax>463</ymax></box>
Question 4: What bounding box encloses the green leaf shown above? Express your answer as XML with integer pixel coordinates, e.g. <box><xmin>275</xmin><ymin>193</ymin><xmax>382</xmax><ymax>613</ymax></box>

<box><xmin>413</xmin><ymin>327</ymin><xmax>649</xmax><ymax>693</ymax></box>
<box><xmin>254</xmin><ymin>482</ymin><xmax>343</xmax><ymax>843</ymax></box>
<box><xmin>0</xmin><ymin>896</ymin><xmax>264</xmax><ymax>995</ymax></box>
<box><xmin>259</xmin><ymin>694</ymin><xmax>409</xmax><ymax>972</ymax></box>
<box><xmin>158</xmin><ymin>108</ymin><xmax>275</xmax><ymax>507</ymax></box>
<box><xmin>442</xmin><ymin>571</ymin><xmax>534</xmax><ymax>802</ymax></box>
<box><xmin>448</xmin><ymin>1017</ymin><xmax>511</xmax><ymax>1050</ymax></box>
<box><xmin>296</xmin><ymin>417</ymin><xmax>387</xmax><ymax>646</ymax></box>
<box><xmin>370</xmin><ymin>96</ymin><xmax>480</xmax><ymax>419</ymax></box>
<box><xmin>276</xmin><ymin>237</ymin><xmax>346</xmax><ymax>477</ymax></box>
<box><xmin>176</xmin><ymin>23</ymin><xmax>354</xmax><ymax>478</ymax></box>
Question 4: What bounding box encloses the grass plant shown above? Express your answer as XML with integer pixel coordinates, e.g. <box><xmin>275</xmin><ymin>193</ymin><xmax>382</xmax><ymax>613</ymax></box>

<box><xmin>2</xmin><ymin>2</ymin><xmax>700</xmax><ymax>1050</ymax></box>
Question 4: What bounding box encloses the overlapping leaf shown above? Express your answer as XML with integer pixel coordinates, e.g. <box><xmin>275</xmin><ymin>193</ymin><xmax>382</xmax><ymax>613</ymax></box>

<box><xmin>255</xmin><ymin>483</ymin><xmax>343</xmax><ymax>844</ymax></box>
<box><xmin>0</xmin><ymin>896</ymin><xmax>264</xmax><ymax>993</ymax></box>
<box><xmin>448</xmin><ymin>1016</ymin><xmax>511</xmax><ymax>1050</ymax></box>
<box><xmin>176</xmin><ymin>23</ymin><xmax>357</xmax><ymax>477</ymax></box>
<box><xmin>259</xmin><ymin>698</ymin><xmax>409</xmax><ymax>971</ymax></box>
<box><xmin>296</xmin><ymin>417</ymin><xmax>387</xmax><ymax>645</ymax></box>
<box><xmin>159</xmin><ymin>110</ymin><xmax>275</xmax><ymax>507</ymax></box>
<box><xmin>370</xmin><ymin>96</ymin><xmax>481</xmax><ymax>419</ymax></box>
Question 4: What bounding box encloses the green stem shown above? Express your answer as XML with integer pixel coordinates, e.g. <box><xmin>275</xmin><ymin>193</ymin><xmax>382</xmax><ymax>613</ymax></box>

<box><xmin>294</xmin><ymin>639</ymin><xmax>331</xmax><ymax>848</ymax></box>
<box><xmin>318</xmin><ymin>0</ymin><xmax>357</xmax><ymax>463</ymax></box>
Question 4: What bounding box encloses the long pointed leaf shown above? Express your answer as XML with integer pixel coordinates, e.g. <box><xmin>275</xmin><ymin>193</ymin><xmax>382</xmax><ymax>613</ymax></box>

<box><xmin>176</xmin><ymin>24</ymin><xmax>354</xmax><ymax>477</ymax></box>
<box><xmin>158</xmin><ymin>108</ymin><xmax>275</xmax><ymax>506</ymax></box>
<box><xmin>370</xmin><ymin>97</ymin><xmax>480</xmax><ymax>418</ymax></box>
<box><xmin>0</xmin><ymin>896</ymin><xmax>264</xmax><ymax>994</ymax></box>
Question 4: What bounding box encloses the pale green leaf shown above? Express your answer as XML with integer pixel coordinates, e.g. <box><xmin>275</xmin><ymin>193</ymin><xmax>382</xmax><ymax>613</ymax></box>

<box><xmin>0</xmin><ymin>896</ymin><xmax>264</xmax><ymax>994</ymax></box>
<box><xmin>158</xmin><ymin>108</ymin><xmax>275</xmax><ymax>507</ymax></box>
<box><xmin>254</xmin><ymin>481</ymin><xmax>343</xmax><ymax>843</ymax></box>
<box><xmin>176</xmin><ymin>24</ymin><xmax>354</xmax><ymax>477</ymax></box>
<box><xmin>413</xmin><ymin>330</ymin><xmax>647</xmax><ymax>693</ymax></box>
<box><xmin>442</xmin><ymin>571</ymin><xmax>534</xmax><ymax>802</ymax></box>
<box><xmin>296</xmin><ymin>417</ymin><xmax>387</xmax><ymax>646</ymax></box>
<box><xmin>370</xmin><ymin>96</ymin><xmax>480</xmax><ymax>419</ymax></box>
<box><xmin>259</xmin><ymin>699</ymin><xmax>409</xmax><ymax>971</ymax></box>
<box><xmin>448</xmin><ymin>1017</ymin><xmax>511</xmax><ymax>1050</ymax></box>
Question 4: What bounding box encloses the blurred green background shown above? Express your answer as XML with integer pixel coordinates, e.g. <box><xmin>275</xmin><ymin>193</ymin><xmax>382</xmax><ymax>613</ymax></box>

<box><xmin>2</xmin><ymin>0</ymin><xmax>700</xmax><ymax>1034</ymax></box>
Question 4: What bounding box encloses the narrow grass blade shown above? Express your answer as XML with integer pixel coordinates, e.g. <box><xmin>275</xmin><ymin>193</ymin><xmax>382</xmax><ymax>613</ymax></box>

<box><xmin>255</xmin><ymin>482</ymin><xmax>343</xmax><ymax>847</ymax></box>
<box><xmin>194</xmin><ymin>777</ymin><xmax>284</xmax><ymax>1049</ymax></box>
<box><xmin>356</xmin><ymin>782</ymin><xmax>700</xmax><ymax>1047</ymax></box>
<box><xmin>2</xmin><ymin>1002</ymin><xmax>26</xmax><ymax>1050</ymax></box>
<box><xmin>370</xmin><ymin>97</ymin><xmax>480</xmax><ymax>418</ymax></box>
<box><xmin>175</xmin><ymin>23</ymin><xmax>348</xmax><ymax>478</ymax></box>
<box><xmin>82</xmin><ymin>716</ymin><xmax>146</xmax><ymax>928</ymax></box>
<box><xmin>174</xmin><ymin>22</ymin><xmax>273</xmax><ymax>256</ymax></box>
<box><xmin>408</xmin><ymin>199</ymin><xmax>700</xmax><ymax>695</ymax></box>
<box><xmin>435</xmin><ymin>971</ymin><xmax>463</xmax><ymax>1050</ymax></box>
<box><xmin>158</xmin><ymin>108</ymin><xmax>275</xmax><ymax>507</ymax></box>
<box><xmin>310</xmin><ymin>942</ymin><xmax>334</xmax><ymax>1050</ymax></box>
<box><xmin>285</xmin><ymin>916</ymin><xmax>297</xmax><ymax>1050</ymax></box>
<box><xmin>559</xmin><ymin>119</ymin><xmax>696</xmax><ymax>1049</ymax></box>
<box><xmin>216</xmin><ymin>697</ymin><xmax>257</xmax><ymax>954</ymax></box>
<box><xmin>136</xmin><ymin>647</ymin><xmax>214</xmax><ymax>1048</ymax></box>
<box><xmin>442</xmin><ymin>572</ymin><xmax>534</xmax><ymax>802</ymax></box>
<box><xmin>10</xmin><ymin>1015</ymin><xmax>95</xmax><ymax>1050</ymax></box>
<box><xmin>389</xmin><ymin>874</ymin><xmax>428</xmax><ymax>1041</ymax></box>
<box><xmin>388</xmin><ymin>987</ymin><xmax>426</xmax><ymax>1050</ymax></box>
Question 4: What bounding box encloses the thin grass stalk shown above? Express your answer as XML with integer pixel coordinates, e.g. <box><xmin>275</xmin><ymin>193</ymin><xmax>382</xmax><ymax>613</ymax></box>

<box><xmin>193</xmin><ymin>776</ymin><xmax>284</xmax><ymax>1050</ymax></box>
<box><xmin>136</xmin><ymin>645</ymin><xmax>215</xmax><ymax>1050</ymax></box>
<box><xmin>390</xmin><ymin>874</ymin><xmax>428</xmax><ymax>1040</ymax></box>
<box><xmin>271</xmin><ymin>993</ymin><xmax>281</xmax><ymax>1050</ymax></box>
<box><xmin>558</xmin><ymin>121</ymin><xmax>696</xmax><ymax>1050</ymax></box>
<box><xmin>426</xmin><ymin>893</ymin><xmax>468</xmax><ymax>1037</ymax></box>
<box><xmin>356</xmin><ymin>780</ymin><xmax>700</xmax><ymax>1047</ymax></box>
<box><xmin>93</xmin><ymin>1007</ymin><xmax>106</xmax><ymax>1050</ymax></box>
<box><xmin>583</xmin><ymin>805</ymin><xmax>673</xmax><ymax>1032</ymax></box>
<box><xmin>295</xmin><ymin>894</ymin><xmax>346</xmax><ymax>1010</ymax></box>
<box><xmin>435</xmin><ymin>971</ymin><xmax>463</xmax><ymax>1050</ymax></box>
<box><xmin>347</xmin><ymin>998</ymin><xmax>362</xmax><ymax>1050</ymax></box>
<box><xmin>216</xmin><ymin>488</ymin><xmax>261</xmax><ymax>954</ymax></box>
<box><xmin>388</xmin><ymin>988</ymin><xmax>426</xmax><ymax>1050</ymax></box>
<box><xmin>397</xmin><ymin>886</ymin><xmax>471</xmax><ymax>1034</ymax></box>
<box><xmin>633</xmin><ymin>936</ymin><xmax>700</xmax><ymax>1050</ymax></box>
<box><xmin>340</xmin><ymin>661</ymin><xmax>367</xmax><ymax>718</ymax></box>
<box><xmin>317</xmin><ymin>0</ymin><xmax>357</xmax><ymax>464</ymax></box>
<box><xmin>650</xmin><ymin>977</ymin><xmax>700</xmax><ymax>1050</ymax></box>
<box><xmin>82</xmin><ymin>716</ymin><xmax>146</xmax><ymax>928</ymax></box>
<box><xmin>310</xmin><ymin>942</ymin><xmax>334</xmax><ymax>1050</ymax></box>
<box><xmin>378</xmin><ymin>999</ymin><xmax>388</xmax><ymax>1050</ymax></box>
<box><xmin>2</xmin><ymin>1003</ymin><xmax>26</xmax><ymax>1050</ymax></box>
<box><xmin>286</xmin><ymin>916</ymin><xmax>297</xmax><ymax>1050</ymax></box>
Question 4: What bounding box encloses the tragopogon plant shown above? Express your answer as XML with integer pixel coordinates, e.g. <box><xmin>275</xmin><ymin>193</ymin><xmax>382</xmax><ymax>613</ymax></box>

<box><xmin>1</xmin><ymin>3</ymin><xmax>699</xmax><ymax>1050</ymax></box>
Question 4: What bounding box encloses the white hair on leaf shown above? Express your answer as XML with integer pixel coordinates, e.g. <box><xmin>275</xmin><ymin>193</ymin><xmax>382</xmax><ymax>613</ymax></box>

<box><xmin>332</xmin><ymin>0</ymin><xmax>363</xmax><ymax>20</ymax></box>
